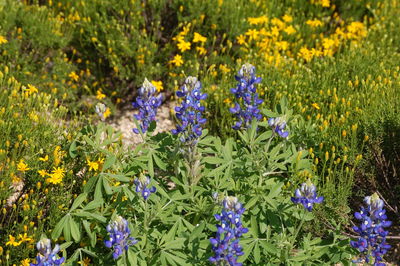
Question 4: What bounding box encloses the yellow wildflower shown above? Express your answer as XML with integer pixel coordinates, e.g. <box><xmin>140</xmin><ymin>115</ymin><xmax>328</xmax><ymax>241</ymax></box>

<box><xmin>38</xmin><ymin>169</ymin><xmax>49</xmax><ymax>177</ymax></box>
<box><xmin>306</xmin><ymin>19</ymin><xmax>323</xmax><ymax>28</ymax></box>
<box><xmin>18</xmin><ymin>233</ymin><xmax>33</xmax><ymax>243</ymax></box>
<box><xmin>311</xmin><ymin>103</ymin><xmax>320</xmax><ymax>110</ymax></box>
<box><xmin>151</xmin><ymin>80</ymin><xmax>164</xmax><ymax>92</ymax></box>
<box><xmin>103</xmin><ymin>108</ymin><xmax>111</xmax><ymax>119</ymax></box>
<box><xmin>25</xmin><ymin>84</ymin><xmax>38</xmax><ymax>95</ymax></box>
<box><xmin>245</xmin><ymin>29</ymin><xmax>259</xmax><ymax>41</ymax></box>
<box><xmin>0</xmin><ymin>35</ymin><xmax>8</xmax><ymax>44</ymax></box>
<box><xmin>236</xmin><ymin>34</ymin><xmax>246</xmax><ymax>45</ymax></box>
<box><xmin>46</xmin><ymin>167</ymin><xmax>65</xmax><ymax>184</ymax></box>
<box><xmin>219</xmin><ymin>64</ymin><xmax>231</xmax><ymax>74</ymax></box>
<box><xmin>284</xmin><ymin>25</ymin><xmax>296</xmax><ymax>35</ymax></box>
<box><xmin>196</xmin><ymin>46</ymin><xmax>207</xmax><ymax>56</ymax></box>
<box><xmin>282</xmin><ymin>14</ymin><xmax>293</xmax><ymax>23</ymax></box>
<box><xmin>298</xmin><ymin>47</ymin><xmax>313</xmax><ymax>62</ymax></box>
<box><xmin>17</xmin><ymin>159</ymin><xmax>30</xmax><ymax>172</ymax></box>
<box><xmin>87</xmin><ymin>159</ymin><xmax>99</xmax><ymax>171</ymax></box>
<box><xmin>169</xmin><ymin>54</ymin><xmax>183</xmax><ymax>67</ymax></box>
<box><xmin>193</xmin><ymin>32</ymin><xmax>207</xmax><ymax>43</ymax></box>
<box><xmin>69</xmin><ymin>71</ymin><xmax>79</xmax><ymax>82</ymax></box>
<box><xmin>39</xmin><ymin>155</ymin><xmax>49</xmax><ymax>161</ymax></box>
<box><xmin>177</xmin><ymin>40</ymin><xmax>191</xmax><ymax>52</ymax></box>
<box><xmin>78</xmin><ymin>257</ymin><xmax>91</xmax><ymax>266</ymax></box>
<box><xmin>6</xmin><ymin>235</ymin><xmax>21</xmax><ymax>246</ymax></box>
<box><xmin>96</xmin><ymin>90</ymin><xmax>106</xmax><ymax>100</ymax></box>
<box><xmin>21</xmin><ymin>259</ymin><xmax>31</xmax><ymax>266</ymax></box>
<box><xmin>247</xmin><ymin>15</ymin><xmax>268</xmax><ymax>25</ymax></box>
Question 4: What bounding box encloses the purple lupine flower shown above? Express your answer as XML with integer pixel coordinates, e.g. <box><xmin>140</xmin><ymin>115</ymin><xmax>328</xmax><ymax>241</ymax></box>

<box><xmin>172</xmin><ymin>76</ymin><xmax>207</xmax><ymax>145</ymax></box>
<box><xmin>291</xmin><ymin>181</ymin><xmax>324</xmax><ymax>212</ymax></box>
<box><xmin>209</xmin><ymin>196</ymin><xmax>248</xmax><ymax>266</ymax></box>
<box><xmin>30</xmin><ymin>238</ymin><xmax>65</xmax><ymax>266</ymax></box>
<box><xmin>268</xmin><ymin>116</ymin><xmax>289</xmax><ymax>138</ymax></box>
<box><xmin>229</xmin><ymin>63</ymin><xmax>263</xmax><ymax>130</ymax></box>
<box><xmin>132</xmin><ymin>78</ymin><xmax>162</xmax><ymax>134</ymax></box>
<box><xmin>134</xmin><ymin>174</ymin><xmax>156</xmax><ymax>200</ymax></box>
<box><xmin>104</xmin><ymin>216</ymin><xmax>138</xmax><ymax>260</ymax></box>
<box><xmin>350</xmin><ymin>193</ymin><xmax>391</xmax><ymax>265</ymax></box>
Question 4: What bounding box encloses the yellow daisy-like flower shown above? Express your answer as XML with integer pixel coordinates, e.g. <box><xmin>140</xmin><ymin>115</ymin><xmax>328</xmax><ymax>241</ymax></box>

<box><xmin>20</xmin><ymin>259</ymin><xmax>31</xmax><ymax>266</ymax></box>
<box><xmin>151</xmin><ymin>80</ymin><xmax>164</xmax><ymax>92</ymax></box>
<box><xmin>46</xmin><ymin>167</ymin><xmax>65</xmax><ymax>184</ymax></box>
<box><xmin>18</xmin><ymin>233</ymin><xmax>33</xmax><ymax>243</ymax></box>
<box><xmin>17</xmin><ymin>159</ymin><xmax>30</xmax><ymax>172</ymax></box>
<box><xmin>311</xmin><ymin>103</ymin><xmax>320</xmax><ymax>110</ymax></box>
<box><xmin>103</xmin><ymin>108</ymin><xmax>111</xmax><ymax>119</ymax></box>
<box><xmin>193</xmin><ymin>32</ymin><xmax>207</xmax><ymax>43</ymax></box>
<box><xmin>169</xmin><ymin>54</ymin><xmax>183</xmax><ymax>67</ymax></box>
<box><xmin>39</xmin><ymin>155</ymin><xmax>49</xmax><ymax>161</ymax></box>
<box><xmin>38</xmin><ymin>169</ymin><xmax>49</xmax><ymax>177</ymax></box>
<box><xmin>69</xmin><ymin>71</ymin><xmax>79</xmax><ymax>82</ymax></box>
<box><xmin>306</xmin><ymin>19</ymin><xmax>323</xmax><ymax>28</ymax></box>
<box><xmin>0</xmin><ymin>35</ymin><xmax>8</xmax><ymax>44</ymax></box>
<box><xmin>78</xmin><ymin>257</ymin><xmax>91</xmax><ymax>266</ymax></box>
<box><xmin>236</xmin><ymin>34</ymin><xmax>246</xmax><ymax>45</ymax></box>
<box><xmin>87</xmin><ymin>159</ymin><xmax>99</xmax><ymax>171</ymax></box>
<box><xmin>196</xmin><ymin>46</ymin><xmax>207</xmax><ymax>56</ymax></box>
<box><xmin>6</xmin><ymin>235</ymin><xmax>21</xmax><ymax>246</ymax></box>
<box><xmin>96</xmin><ymin>90</ymin><xmax>106</xmax><ymax>100</ymax></box>
<box><xmin>25</xmin><ymin>84</ymin><xmax>38</xmax><ymax>95</ymax></box>
<box><xmin>284</xmin><ymin>25</ymin><xmax>296</xmax><ymax>35</ymax></box>
<box><xmin>177</xmin><ymin>40</ymin><xmax>191</xmax><ymax>52</ymax></box>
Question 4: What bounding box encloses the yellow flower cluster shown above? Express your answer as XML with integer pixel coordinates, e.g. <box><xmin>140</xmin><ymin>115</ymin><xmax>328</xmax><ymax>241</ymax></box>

<box><xmin>236</xmin><ymin>12</ymin><xmax>369</xmax><ymax>67</ymax></box>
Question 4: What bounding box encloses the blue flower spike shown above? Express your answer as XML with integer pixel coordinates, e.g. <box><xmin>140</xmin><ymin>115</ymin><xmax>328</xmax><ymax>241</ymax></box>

<box><xmin>104</xmin><ymin>216</ymin><xmax>138</xmax><ymax>260</ymax></box>
<box><xmin>134</xmin><ymin>174</ymin><xmax>156</xmax><ymax>200</ymax></box>
<box><xmin>30</xmin><ymin>238</ymin><xmax>65</xmax><ymax>266</ymax></box>
<box><xmin>350</xmin><ymin>193</ymin><xmax>391</xmax><ymax>265</ymax></box>
<box><xmin>132</xmin><ymin>78</ymin><xmax>163</xmax><ymax>134</ymax></box>
<box><xmin>230</xmin><ymin>63</ymin><xmax>263</xmax><ymax>130</ymax></box>
<box><xmin>209</xmin><ymin>196</ymin><xmax>248</xmax><ymax>266</ymax></box>
<box><xmin>268</xmin><ymin>116</ymin><xmax>289</xmax><ymax>138</ymax></box>
<box><xmin>291</xmin><ymin>180</ymin><xmax>324</xmax><ymax>212</ymax></box>
<box><xmin>172</xmin><ymin>76</ymin><xmax>207</xmax><ymax>145</ymax></box>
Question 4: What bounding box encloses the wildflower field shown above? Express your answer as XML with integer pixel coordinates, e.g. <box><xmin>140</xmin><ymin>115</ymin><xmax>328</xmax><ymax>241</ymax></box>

<box><xmin>1</xmin><ymin>0</ymin><xmax>400</xmax><ymax>265</ymax></box>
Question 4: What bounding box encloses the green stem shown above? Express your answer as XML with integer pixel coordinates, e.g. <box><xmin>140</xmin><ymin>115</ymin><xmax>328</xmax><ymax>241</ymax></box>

<box><xmin>288</xmin><ymin>209</ymin><xmax>306</xmax><ymax>259</ymax></box>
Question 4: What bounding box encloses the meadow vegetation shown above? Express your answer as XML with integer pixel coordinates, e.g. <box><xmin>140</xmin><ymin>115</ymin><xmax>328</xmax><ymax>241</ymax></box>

<box><xmin>0</xmin><ymin>0</ymin><xmax>399</xmax><ymax>265</ymax></box>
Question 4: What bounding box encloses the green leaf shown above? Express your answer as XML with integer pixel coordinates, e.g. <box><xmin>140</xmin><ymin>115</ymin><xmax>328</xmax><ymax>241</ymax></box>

<box><xmin>70</xmin><ymin>193</ymin><xmax>87</xmax><ymax>211</ymax></box>
<box><xmin>69</xmin><ymin>140</ymin><xmax>78</xmax><ymax>158</ymax></box>
<box><xmin>82</xmin><ymin>199</ymin><xmax>103</xmax><ymax>211</ymax></box>
<box><xmin>253</xmin><ymin>241</ymin><xmax>261</xmax><ymax>264</ymax></box>
<box><xmin>153</xmin><ymin>153</ymin><xmax>166</xmax><ymax>170</ymax></box>
<box><xmin>70</xmin><ymin>217</ymin><xmax>81</xmax><ymax>242</ymax></box>
<box><xmin>127</xmin><ymin>248</ymin><xmax>137</xmax><ymax>265</ymax></box>
<box><xmin>63</xmin><ymin>215</ymin><xmax>72</xmax><ymax>242</ymax></box>
<box><xmin>103</xmin><ymin>155</ymin><xmax>116</xmax><ymax>171</ymax></box>
<box><xmin>74</xmin><ymin>211</ymin><xmax>107</xmax><ymax>223</ymax></box>
<box><xmin>102</xmin><ymin>176</ymin><xmax>113</xmax><ymax>195</ymax></box>
<box><xmin>52</xmin><ymin>215</ymin><xmax>67</xmax><ymax>240</ymax></box>
<box><xmin>148</xmin><ymin>152</ymin><xmax>154</xmax><ymax>177</ymax></box>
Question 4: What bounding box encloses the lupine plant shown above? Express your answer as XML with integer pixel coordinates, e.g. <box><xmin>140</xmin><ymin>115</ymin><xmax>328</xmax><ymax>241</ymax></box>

<box><xmin>268</xmin><ymin>116</ymin><xmax>290</xmax><ymax>138</ymax></box>
<box><xmin>132</xmin><ymin>78</ymin><xmax>163</xmax><ymax>135</ymax></box>
<box><xmin>351</xmin><ymin>193</ymin><xmax>392</xmax><ymax>265</ymax></box>
<box><xmin>172</xmin><ymin>76</ymin><xmax>207</xmax><ymax>145</ymax></box>
<box><xmin>209</xmin><ymin>196</ymin><xmax>248</xmax><ymax>266</ymax></box>
<box><xmin>30</xmin><ymin>238</ymin><xmax>65</xmax><ymax>266</ymax></box>
<box><xmin>291</xmin><ymin>180</ymin><xmax>324</xmax><ymax>212</ymax></box>
<box><xmin>229</xmin><ymin>63</ymin><xmax>263</xmax><ymax>130</ymax></box>
<box><xmin>46</xmin><ymin>70</ymin><xmax>356</xmax><ymax>265</ymax></box>
<box><xmin>134</xmin><ymin>174</ymin><xmax>156</xmax><ymax>200</ymax></box>
<box><xmin>105</xmin><ymin>216</ymin><xmax>138</xmax><ymax>260</ymax></box>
